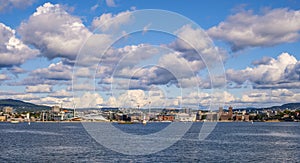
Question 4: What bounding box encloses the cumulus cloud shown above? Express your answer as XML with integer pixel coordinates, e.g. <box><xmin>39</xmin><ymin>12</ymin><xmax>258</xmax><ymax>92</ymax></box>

<box><xmin>0</xmin><ymin>0</ymin><xmax>35</xmax><ymax>12</ymax></box>
<box><xmin>26</xmin><ymin>84</ymin><xmax>52</xmax><ymax>93</ymax></box>
<box><xmin>158</xmin><ymin>52</ymin><xmax>200</xmax><ymax>78</ymax></box>
<box><xmin>170</xmin><ymin>24</ymin><xmax>227</xmax><ymax>65</ymax></box>
<box><xmin>95</xmin><ymin>25</ymin><xmax>227</xmax><ymax>91</ymax></box>
<box><xmin>208</xmin><ymin>8</ymin><xmax>300</xmax><ymax>51</ymax></box>
<box><xmin>106</xmin><ymin>0</ymin><xmax>116</xmax><ymax>7</ymax></box>
<box><xmin>91</xmin><ymin>10</ymin><xmax>132</xmax><ymax>31</ymax></box>
<box><xmin>23</xmin><ymin>91</ymin><xmax>104</xmax><ymax>108</ymax></box>
<box><xmin>240</xmin><ymin>89</ymin><xmax>300</xmax><ymax>104</ymax></box>
<box><xmin>74</xmin><ymin>92</ymin><xmax>104</xmax><ymax>108</ymax></box>
<box><xmin>227</xmin><ymin>52</ymin><xmax>300</xmax><ymax>89</ymax></box>
<box><xmin>18</xmin><ymin>2</ymin><xmax>92</xmax><ymax>60</ymax></box>
<box><xmin>181</xmin><ymin>91</ymin><xmax>235</xmax><ymax>108</ymax></box>
<box><xmin>49</xmin><ymin>89</ymin><xmax>72</xmax><ymax>98</ymax></box>
<box><xmin>90</xmin><ymin>4</ymin><xmax>99</xmax><ymax>11</ymax></box>
<box><xmin>95</xmin><ymin>44</ymin><xmax>166</xmax><ymax>90</ymax></box>
<box><xmin>109</xmin><ymin>88</ymin><xmax>169</xmax><ymax>108</ymax></box>
<box><xmin>0</xmin><ymin>73</ymin><xmax>9</xmax><ymax>81</ymax></box>
<box><xmin>31</xmin><ymin>61</ymin><xmax>72</xmax><ymax>81</ymax></box>
<box><xmin>0</xmin><ymin>23</ymin><xmax>39</xmax><ymax>67</ymax></box>
<box><xmin>251</xmin><ymin>56</ymin><xmax>273</xmax><ymax>66</ymax></box>
<box><xmin>95</xmin><ymin>40</ymin><xmax>223</xmax><ymax>91</ymax></box>
<box><xmin>8</xmin><ymin>66</ymin><xmax>26</xmax><ymax>75</ymax></box>
<box><xmin>168</xmin><ymin>25</ymin><xmax>227</xmax><ymax>89</ymax></box>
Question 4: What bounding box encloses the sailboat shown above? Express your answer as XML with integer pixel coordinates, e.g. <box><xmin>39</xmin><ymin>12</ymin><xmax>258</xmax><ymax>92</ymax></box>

<box><xmin>142</xmin><ymin>101</ymin><xmax>152</xmax><ymax>125</ymax></box>
<box><xmin>27</xmin><ymin>113</ymin><xmax>30</xmax><ymax>125</ymax></box>
<box><xmin>142</xmin><ymin>114</ymin><xmax>147</xmax><ymax>125</ymax></box>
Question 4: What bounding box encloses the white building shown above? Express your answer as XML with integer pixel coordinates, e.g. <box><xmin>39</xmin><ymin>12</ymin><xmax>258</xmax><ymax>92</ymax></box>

<box><xmin>175</xmin><ymin>113</ymin><xmax>196</xmax><ymax>122</ymax></box>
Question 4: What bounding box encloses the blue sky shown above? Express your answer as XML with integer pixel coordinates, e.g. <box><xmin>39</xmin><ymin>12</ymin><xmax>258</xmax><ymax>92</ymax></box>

<box><xmin>0</xmin><ymin>0</ymin><xmax>299</xmax><ymax>109</ymax></box>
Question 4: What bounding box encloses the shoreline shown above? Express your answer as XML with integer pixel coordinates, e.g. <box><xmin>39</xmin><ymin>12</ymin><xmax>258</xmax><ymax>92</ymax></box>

<box><xmin>1</xmin><ymin>120</ymin><xmax>298</xmax><ymax>123</ymax></box>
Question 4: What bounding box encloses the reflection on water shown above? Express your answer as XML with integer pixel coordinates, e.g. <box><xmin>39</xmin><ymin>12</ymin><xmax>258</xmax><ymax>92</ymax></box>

<box><xmin>0</xmin><ymin>122</ymin><xmax>299</xmax><ymax>162</ymax></box>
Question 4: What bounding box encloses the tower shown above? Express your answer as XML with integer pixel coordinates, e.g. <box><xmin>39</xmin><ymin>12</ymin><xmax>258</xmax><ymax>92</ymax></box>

<box><xmin>228</xmin><ymin>106</ymin><xmax>233</xmax><ymax>120</ymax></box>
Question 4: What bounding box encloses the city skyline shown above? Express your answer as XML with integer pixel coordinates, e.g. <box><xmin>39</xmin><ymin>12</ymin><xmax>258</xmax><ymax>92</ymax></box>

<box><xmin>0</xmin><ymin>0</ymin><xmax>299</xmax><ymax>109</ymax></box>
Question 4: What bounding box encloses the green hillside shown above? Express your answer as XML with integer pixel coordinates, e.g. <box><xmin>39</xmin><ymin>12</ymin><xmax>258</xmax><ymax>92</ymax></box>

<box><xmin>0</xmin><ymin>99</ymin><xmax>51</xmax><ymax>112</ymax></box>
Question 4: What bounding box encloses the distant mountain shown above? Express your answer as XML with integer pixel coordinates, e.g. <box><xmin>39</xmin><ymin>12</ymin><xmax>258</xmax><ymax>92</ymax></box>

<box><xmin>235</xmin><ymin>103</ymin><xmax>300</xmax><ymax>111</ymax></box>
<box><xmin>268</xmin><ymin>103</ymin><xmax>300</xmax><ymax>110</ymax></box>
<box><xmin>0</xmin><ymin>99</ymin><xmax>51</xmax><ymax>112</ymax></box>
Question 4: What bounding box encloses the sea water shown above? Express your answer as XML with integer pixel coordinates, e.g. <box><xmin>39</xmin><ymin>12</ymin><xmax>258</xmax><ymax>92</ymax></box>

<box><xmin>0</xmin><ymin>122</ymin><xmax>299</xmax><ymax>162</ymax></box>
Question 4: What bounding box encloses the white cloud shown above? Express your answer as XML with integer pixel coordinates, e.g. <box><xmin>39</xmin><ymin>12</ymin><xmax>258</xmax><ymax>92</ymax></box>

<box><xmin>75</xmin><ymin>67</ymin><xmax>92</xmax><ymax>78</ymax></box>
<box><xmin>90</xmin><ymin>4</ymin><xmax>99</xmax><ymax>11</ymax></box>
<box><xmin>32</xmin><ymin>61</ymin><xmax>72</xmax><ymax>81</ymax></box>
<box><xmin>227</xmin><ymin>52</ymin><xmax>299</xmax><ymax>88</ymax></box>
<box><xmin>49</xmin><ymin>89</ymin><xmax>72</xmax><ymax>98</ymax></box>
<box><xmin>18</xmin><ymin>2</ymin><xmax>92</xmax><ymax>60</ymax></box>
<box><xmin>26</xmin><ymin>84</ymin><xmax>52</xmax><ymax>93</ymax></box>
<box><xmin>113</xmin><ymin>89</ymin><xmax>168</xmax><ymax>108</ymax></box>
<box><xmin>117</xmin><ymin>89</ymin><xmax>146</xmax><ymax>107</ymax></box>
<box><xmin>25</xmin><ymin>92</ymin><xmax>104</xmax><ymax>108</ymax></box>
<box><xmin>74</xmin><ymin>92</ymin><xmax>104</xmax><ymax>108</ymax></box>
<box><xmin>241</xmin><ymin>89</ymin><xmax>300</xmax><ymax>104</ymax></box>
<box><xmin>0</xmin><ymin>23</ymin><xmax>39</xmax><ymax>67</ymax></box>
<box><xmin>182</xmin><ymin>91</ymin><xmax>235</xmax><ymax>108</ymax></box>
<box><xmin>74</xmin><ymin>33</ymin><xmax>113</xmax><ymax>67</ymax></box>
<box><xmin>8</xmin><ymin>66</ymin><xmax>26</xmax><ymax>75</ymax></box>
<box><xmin>0</xmin><ymin>74</ymin><xmax>9</xmax><ymax>81</ymax></box>
<box><xmin>168</xmin><ymin>25</ymin><xmax>227</xmax><ymax>89</ymax></box>
<box><xmin>179</xmin><ymin>76</ymin><xmax>203</xmax><ymax>88</ymax></box>
<box><xmin>106</xmin><ymin>0</ymin><xmax>116</xmax><ymax>7</ymax></box>
<box><xmin>208</xmin><ymin>8</ymin><xmax>300</xmax><ymax>51</ymax></box>
<box><xmin>0</xmin><ymin>0</ymin><xmax>34</xmax><ymax>12</ymax></box>
<box><xmin>0</xmin><ymin>91</ymin><xmax>40</xmax><ymax>102</ymax></box>
<box><xmin>170</xmin><ymin>24</ymin><xmax>227</xmax><ymax>65</ymax></box>
<box><xmin>9</xmin><ymin>93</ymin><xmax>39</xmax><ymax>101</ymax></box>
<box><xmin>71</xmin><ymin>83</ymin><xmax>95</xmax><ymax>91</ymax></box>
<box><xmin>158</xmin><ymin>51</ymin><xmax>201</xmax><ymax>78</ymax></box>
<box><xmin>105</xmin><ymin>96</ymin><xmax>118</xmax><ymax>107</ymax></box>
<box><xmin>91</xmin><ymin>10</ymin><xmax>132</xmax><ymax>31</ymax></box>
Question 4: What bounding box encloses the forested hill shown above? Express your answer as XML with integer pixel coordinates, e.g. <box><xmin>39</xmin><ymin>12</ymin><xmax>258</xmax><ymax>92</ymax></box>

<box><xmin>0</xmin><ymin>99</ymin><xmax>50</xmax><ymax>112</ymax></box>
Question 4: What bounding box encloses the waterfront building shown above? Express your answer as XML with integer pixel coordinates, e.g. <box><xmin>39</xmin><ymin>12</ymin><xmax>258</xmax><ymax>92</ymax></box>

<box><xmin>218</xmin><ymin>107</ymin><xmax>223</xmax><ymax>119</ymax></box>
<box><xmin>244</xmin><ymin>115</ymin><xmax>250</xmax><ymax>121</ymax></box>
<box><xmin>219</xmin><ymin>114</ymin><xmax>231</xmax><ymax>121</ymax></box>
<box><xmin>183</xmin><ymin>108</ymin><xmax>191</xmax><ymax>114</ymax></box>
<box><xmin>235</xmin><ymin>114</ymin><xmax>243</xmax><ymax>121</ymax></box>
<box><xmin>196</xmin><ymin>111</ymin><xmax>202</xmax><ymax>121</ymax></box>
<box><xmin>3</xmin><ymin>106</ymin><xmax>13</xmax><ymax>113</ymax></box>
<box><xmin>51</xmin><ymin>106</ymin><xmax>60</xmax><ymax>113</ymax></box>
<box><xmin>228</xmin><ymin>106</ymin><xmax>233</xmax><ymax>120</ymax></box>
<box><xmin>205</xmin><ymin>112</ymin><xmax>218</xmax><ymax>121</ymax></box>
<box><xmin>175</xmin><ymin>113</ymin><xmax>196</xmax><ymax>122</ymax></box>
<box><xmin>0</xmin><ymin>115</ymin><xmax>6</xmax><ymax>121</ymax></box>
<box><xmin>157</xmin><ymin>114</ymin><xmax>175</xmax><ymax>121</ymax></box>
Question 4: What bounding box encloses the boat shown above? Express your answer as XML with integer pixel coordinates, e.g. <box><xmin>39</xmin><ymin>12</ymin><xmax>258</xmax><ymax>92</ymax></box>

<box><xmin>71</xmin><ymin>117</ymin><xmax>82</xmax><ymax>121</ymax></box>
<box><xmin>142</xmin><ymin>114</ymin><xmax>147</xmax><ymax>125</ymax></box>
<box><xmin>142</xmin><ymin>119</ymin><xmax>147</xmax><ymax>125</ymax></box>
<box><xmin>118</xmin><ymin>121</ymin><xmax>134</xmax><ymax>124</ymax></box>
<box><xmin>10</xmin><ymin>120</ymin><xmax>19</xmax><ymax>124</ymax></box>
<box><xmin>161</xmin><ymin>120</ymin><xmax>172</xmax><ymax>123</ymax></box>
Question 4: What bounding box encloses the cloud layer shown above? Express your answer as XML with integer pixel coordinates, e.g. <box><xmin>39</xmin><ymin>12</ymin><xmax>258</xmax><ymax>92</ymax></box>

<box><xmin>208</xmin><ymin>8</ymin><xmax>300</xmax><ymax>51</ymax></box>
<box><xmin>227</xmin><ymin>52</ymin><xmax>300</xmax><ymax>89</ymax></box>
<box><xmin>0</xmin><ymin>2</ymin><xmax>299</xmax><ymax>108</ymax></box>
<box><xmin>0</xmin><ymin>0</ymin><xmax>34</xmax><ymax>12</ymax></box>
<box><xmin>0</xmin><ymin>23</ymin><xmax>39</xmax><ymax>67</ymax></box>
<box><xmin>18</xmin><ymin>3</ymin><xmax>91</xmax><ymax>60</ymax></box>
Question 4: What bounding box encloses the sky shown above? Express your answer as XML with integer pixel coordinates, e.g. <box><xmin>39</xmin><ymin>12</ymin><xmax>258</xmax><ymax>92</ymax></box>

<box><xmin>0</xmin><ymin>0</ymin><xmax>299</xmax><ymax>109</ymax></box>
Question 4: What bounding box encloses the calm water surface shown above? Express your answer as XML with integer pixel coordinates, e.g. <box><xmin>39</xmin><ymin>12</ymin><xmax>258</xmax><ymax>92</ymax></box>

<box><xmin>0</xmin><ymin>122</ymin><xmax>299</xmax><ymax>162</ymax></box>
